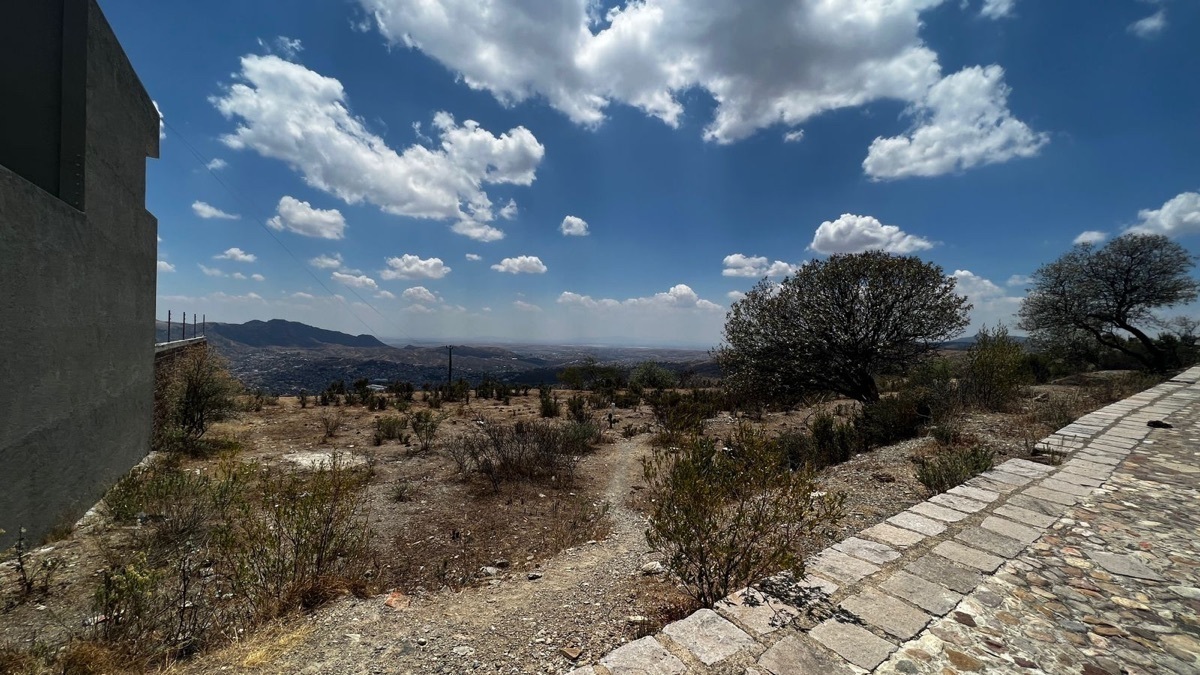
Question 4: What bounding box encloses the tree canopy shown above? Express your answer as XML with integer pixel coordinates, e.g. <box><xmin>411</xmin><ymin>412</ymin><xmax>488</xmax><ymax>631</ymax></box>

<box><xmin>717</xmin><ymin>251</ymin><xmax>971</xmax><ymax>404</ymax></box>
<box><xmin>1018</xmin><ymin>233</ymin><xmax>1199</xmax><ymax>373</ymax></box>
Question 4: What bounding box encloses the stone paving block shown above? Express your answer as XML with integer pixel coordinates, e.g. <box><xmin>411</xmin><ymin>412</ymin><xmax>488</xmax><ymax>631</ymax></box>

<box><xmin>1061</xmin><ymin>461</ymin><xmax>1113</xmax><ymax>479</ymax></box>
<box><xmin>979</xmin><ymin>469</ymin><xmax>1032</xmax><ymax>486</ymax></box>
<box><xmin>1052</xmin><ymin>471</ymin><xmax>1104</xmax><ymax>488</ymax></box>
<box><xmin>982</xmin><ymin>515</ymin><xmax>1043</xmax><ymax>544</ymax></box>
<box><xmin>756</xmin><ymin>635</ymin><xmax>854</xmax><ymax>675</ymax></box>
<box><xmin>1023</xmin><ymin>485</ymin><xmax>1078</xmax><ymax>506</ymax></box>
<box><xmin>965</xmin><ymin>476</ymin><xmax>1017</xmax><ymax>494</ymax></box>
<box><xmin>906</xmin><ymin>554</ymin><xmax>983</xmax><ymax>594</ymax></box>
<box><xmin>954</xmin><ymin>525</ymin><xmax>1027</xmax><ymax>558</ymax></box>
<box><xmin>862</xmin><ymin>522</ymin><xmax>925</xmax><ymax>548</ymax></box>
<box><xmin>947</xmin><ymin>485</ymin><xmax>1000</xmax><ymax>503</ymax></box>
<box><xmin>880</xmin><ymin>571</ymin><xmax>963</xmax><ymax>616</ymax></box>
<box><xmin>1086</xmin><ymin>551</ymin><xmax>1166</xmax><ymax>581</ymax></box>
<box><xmin>1003</xmin><ymin>493</ymin><xmax>1066</xmax><ymax>519</ymax></box>
<box><xmin>933</xmin><ymin>541</ymin><xmax>1005</xmax><ymax>572</ymax></box>
<box><xmin>716</xmin><ymin>587</ymin><xmax>800</xmax><ymax>637</ymax></box>
<box><xmin>662</xmin><ymin>608</ymin><xmax>761</xmax><ymax>666</ymax></box>
<box><xmin>809</xmin><ymin>619</ymin><xmax>896</xmax><ymax>670</ymax></box>
<box><xmin>599</xmin><ymin>636</ymin><xmax>686</xmax><ymax>675</ymax></box>
<box><xmin>928</xmin><ymin>492</ymin><xmax>988</xmax><ymax>513</ymax></box>
<box><xmin>808</xmin><ymin>548</ymin><xmax>881</xmax><ymax>584</ymax></box>
<box><xmin>909</xmin><ymin>501</ymin><xmax>970</xmax><ymax>523</ymax></box>
<box><xmin>887</xmin><ymin>511</ymin><xmax>947</xmax><ymax>537</ymax></box>
<box><xmin>1075</xmin><ymin>452</ymin><xmax>1120</xmax><ymax>466</ymax></box>
<box><xmin>833</xmin><ymin>536</ymin><xmax>901</xmax><ymax>565</ymax></box>
<box><xmin>1000</xmin><ymin>459</ymin><xmax>1054</xmax><ymax>477</ymax></box>
<box><xmin>839</xmin><ymin>588</ymin><xmax>931</xmax><ymax>640</ymax></box>
<box><xmin>1039</xmin><ymin>477</ymin><xmax>1095</xmax><ymax>496</ymax></box>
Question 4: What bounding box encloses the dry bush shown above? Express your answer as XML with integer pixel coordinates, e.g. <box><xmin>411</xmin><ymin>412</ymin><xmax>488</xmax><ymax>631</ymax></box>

<box><xmin>453</xmin><ymin>419</ymin><xmax>596</xmax><ymax>490</ymax></box>
<box><xmin>913</xmin><ymin>446</ymin><xmax>995</xmax><ymax>495</ymax></box>
<box><xmin>958</xmin><ymin>325</ymin><xmax>1031</xmax><ymax>411</ymax></box>
<box><xmin>0</xmin><ymin>645</ymin><xmax>40</xmax><ymax>675</ymax></box>
<box><xmin>154</xmin><ymin>346</ymin><xmax>240</xmax><ymax>454</ymax></box>
<box><xmin>319</xmin><ymin>409</ymin><xmax>345</xmax><ymax>440</ymax></box>
<box><xmin>644</xmin><ymin>426</ymin><xmax>844</xmax><ymax>607</ymax></box>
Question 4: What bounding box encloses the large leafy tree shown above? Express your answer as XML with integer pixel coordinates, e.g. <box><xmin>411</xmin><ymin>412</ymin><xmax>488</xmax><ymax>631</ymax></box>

<box><xmin>1018</xmin><ymin>233</ymin><xmax>1199</xmax><ymax>373</ymax></box>
<box><xmin>717</xmin><ymin>251</ymin><xmax>971</xmax><ymax>404</ymax></box>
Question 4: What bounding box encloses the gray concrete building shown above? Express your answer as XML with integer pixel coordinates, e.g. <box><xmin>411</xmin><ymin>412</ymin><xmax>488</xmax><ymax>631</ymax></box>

<box><xmin>0</xmin><ymin>0</ymin><xmax>159</xmax><ymax>548</ymax></box>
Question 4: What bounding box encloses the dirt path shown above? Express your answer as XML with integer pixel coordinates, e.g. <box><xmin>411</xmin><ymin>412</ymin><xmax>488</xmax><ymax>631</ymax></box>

<box><xmin>189</xmin><ymin>438</ymin><xmax>661</xmax><ymax>675</ymax></box>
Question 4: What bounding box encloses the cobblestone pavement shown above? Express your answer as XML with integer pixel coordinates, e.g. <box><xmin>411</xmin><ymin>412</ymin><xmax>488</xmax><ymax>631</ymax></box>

<box><xmin>574</xmin><ymin>368</ymin><xmax>1200</xmax><ymax>674</ymax></box>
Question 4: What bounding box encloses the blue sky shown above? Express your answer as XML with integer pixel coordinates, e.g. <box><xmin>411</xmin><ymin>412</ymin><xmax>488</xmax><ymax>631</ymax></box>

<box><xmin>108</xmin><ymin>0</ymin><xmax>1200</xmax><ymax>347</ymax></box>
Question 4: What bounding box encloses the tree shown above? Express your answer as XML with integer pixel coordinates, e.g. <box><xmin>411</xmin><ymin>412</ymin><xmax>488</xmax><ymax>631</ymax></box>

<box><xmin>628</xmin><ymin>361</ymin><xmax>677</xmax><ymax>391</ymax></box>
<box><xmin>717</xmin><ymin>251</ymin><xmax>971</xmax><ymax>404</ymax></box>
<box><xmin>1018</xmin><ymin>234</ymin><xmax>1199</xmax><ymax>373</ymax></box>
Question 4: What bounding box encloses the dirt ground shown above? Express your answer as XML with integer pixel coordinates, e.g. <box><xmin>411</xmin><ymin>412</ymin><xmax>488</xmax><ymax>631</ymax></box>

<box><xmin>0</xmin><ymin>377</ymin><xmax>1145</xmax><ymax>673</ymax></box>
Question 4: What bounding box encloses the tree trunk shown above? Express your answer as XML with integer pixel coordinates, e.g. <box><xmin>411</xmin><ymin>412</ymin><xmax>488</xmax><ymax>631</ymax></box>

<box><xmin>850</xmin><ymin>371</ymin><xmax>880</xmax><ymax>404</ymax></box>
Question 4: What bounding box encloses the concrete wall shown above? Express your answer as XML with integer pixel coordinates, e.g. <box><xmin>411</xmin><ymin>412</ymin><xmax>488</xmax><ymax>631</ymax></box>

<box><xmin>0</xmin><ymin>0</ymin><xmax>158</xmax><ymax>549</ymax></box>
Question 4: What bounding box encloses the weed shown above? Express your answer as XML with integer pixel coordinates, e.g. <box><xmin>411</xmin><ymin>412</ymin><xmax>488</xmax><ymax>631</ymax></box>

<box><xmin>409</xmin><ymin>410</ymin><xmax>445</xmax><ymax>455</ymax></box>
<box><xmin>319</xmin><ymin>409</ymin><xmax>345</xmax><ymax>440</ymax></box>
<box><xmin>914</xmin><ymin>446</ymin><xmax>995</xmax><ymax>494</ymax></box>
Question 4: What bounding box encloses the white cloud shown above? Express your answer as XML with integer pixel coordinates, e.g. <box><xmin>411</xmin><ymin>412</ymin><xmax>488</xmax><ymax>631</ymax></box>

<box><xmin>465</xmin><ymin>253</ymin><xmax>482</xmax><ymax>261</ymax></box>
<box><xmin>199</xmin><ymin>264</ymin><xmax>225</xmax><ymax>277</ymax></box>
<box><xmin>783</xmin><ymin>130</ymin><xmax>805</xmax><ymax>143</ymax></box>
<box><xmin>402</xmin><ymin>286</ymin><xmax>439</xmax><ymax>304</ymax></box>
<box><xmin>721</xmin><ymin>254</ymin><xmax>798</xmax><ymax>278</ymax></box>
<box><xmin>863</xmin><ymin>65</ymin><xmax>1048</xmax><ymax>179</ymax></box>
<box><xmin>331</xmin><ymin>271</ymin><xmax>379</xmax><ymax>290</ymax></box>
<box><xmin>1005</xmin><ymin>274</ymin><xmax>1032</xmax><ymax>287</ymax></box>
<box><xmin>406</xmin><ymin>304</ymin><xmax>435</xmax><ymax>314</ymax></box>
<box><xmin>727</xmin><ymin>290</ymin><xmax>746</xmax><ymax>301</ymax></box>
<box><xmin>980</xmin><ymin>0</ymin><xmax>1015</xmax><ymax>19</ymax></box>
<box><xmin>192</xmin><ymin>201</ymin><xmax>240</xmax><ymax>220</ymax></box>
<box><xmin>953</xmin><ymin>269</ymin><xmax>1023</xmax><ymax>330</ymax></box>
<box><xmin>206</xmin><ymin>158</ymin><xmax>228</xmax><ymax>171</ymax></box>
<box><xmin>375</xmin><ymin>290</ymin><xmax>396</xmax><ymax>299</ymax></box>
<box><xmin>291</xmin><ymin>292</ymin><xmax>316</xmax><ymax>300</ymax></box>
<box><xmin>810</xmin><ymin>214</ymin><xmax>934</xmax><ymax>255</ymax></box>
<box><xmin>212</xmin><ymin>55</ymin><xmax>544</xmax><ymax>241</ymax></box>
<box><xmin>381</xmin><ymin>254</ymin><xmax>451</xmax><ymax>280</ymax></box>
<box><xmin>1126</xmin><ymin>191</ymin><xmax>1200</xmax><ymax>237</ymax></box>
<box><xmin>259</xmin><ymin>35</ymin><xmax>304</xmax><ymax>59</ymax></box>
<box><xmin>1073</xmin><ymin>230</ymin><xmax>1109</xmax><ymax>245</ymax></box>
<box><xmin>560</xmin><ymin>215</ymin><xmax>589</xmax><ymax>236</ymax></box>
<box><xmin>513</xmin><ymin>300</ymin><xmax>542</xmax><ymax>312</ymax></box>
<box><xmin>267</xmin><ymin>196</ymin><xmax>347</xmax><ymax>239</ymax></box>
<box><xmin>557</xmin><ymin>291</ymin><xmax>621</xmax><ymax>309</ymax></box>
<box><xmin>231</xmin><ymin>272</ymin><xmax>247</xmax><ymax>280</ymax></box>
<box><xmin>1129</xmin><ymin>9</ymin><xmax>1167</xmax><ymax>39</ymax></box>
<box><xmin>492</xmin><ymin>256</ymin><xmax>548</xmax><ymax>274</ymax></box>
<box><xmin>499</xmin><ymin>199</ymin><xmax>518</xmax><ymax>220</ymax></box>
<box><xmin>153</xmin><ymin>101</ymin><xmax>165</xmax><ymax>140</ymax></box>
<box><xmin>157</xmin><ymin>261</ymin><xmax>175</xmax><ymax>273</ymax></box>
<box><xmin>625</xmin><ymin>284</ymin><xmax>722</xmax><ymax>311</ymax></box>
<box><xmin>251</xmin><ymin>273</ymin><xmax>265</xmax><ymax>282</ymax></box>
<box><xmin>358</xmin><ymin>0</ymin><xmax>953</xmax><ymax>145</ymax></box>
<box><xmin>214</xmin><ymin>247</ymin><xmax>257</xmax><ymax>263</ymax></box>
<box><xmin>310</xmin><ymin>253</ymin><xmax>344</xmax><ymax>269</ymax></box>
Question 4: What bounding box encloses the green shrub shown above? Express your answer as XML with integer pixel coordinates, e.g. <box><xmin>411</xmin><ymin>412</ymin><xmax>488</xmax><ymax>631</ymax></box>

<box><xmin>855</xmin><ymin>392</ymin><xmax>925</xmax><ymax>448</ymax></box>
<box><xmin>914</xmin><ymin>446</ymin><xmax>995</xmax><ymax>494</ymax></box>
<box><xmin>409</xmin><ymin>410</ymin><xmax>444</xmax><ymax>454</ymax></box>
<box><xmin>566</xmin><ymin>393</ymin><xmax>589</xmax><ymax>423</ymax></box>
<box><xmin>539</xmin><ymin>386</ymin><xmax>560</xmax><ymax>418</ymax></box>
<box><xmin>643</xmin><ymin>427</ymin><xmax>844</xmax><ymax>607</ymax></box>
<box><xmin>959</xmin><ymin>325</ymin><xmax>1030</xmax><ymax>411</ymax></box>
<box><xmin>153</xmin><ymin>346</ymin><xmax>240</xmax><ymax>454</ymax></box>
<box><xmin>809</xmin><ymin>413</ymin><xmax>860</xmax><ymax>465</ymax></box>
<box><xmin>374</xmin><ymin>415</ymin><xmax>408</xmax><ymax>442</ymax></box>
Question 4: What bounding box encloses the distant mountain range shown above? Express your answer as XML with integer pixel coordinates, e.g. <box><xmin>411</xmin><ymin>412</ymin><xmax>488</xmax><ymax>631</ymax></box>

<box><xmin>158</xmin><ymin>318</ymin><xmax>715</xmax><ymax>393</ymax></box>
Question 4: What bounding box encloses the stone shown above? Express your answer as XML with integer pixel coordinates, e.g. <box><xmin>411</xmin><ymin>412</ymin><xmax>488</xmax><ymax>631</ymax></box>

<box><xmin>716</xmin><ymin>587</ymin><xmax>800</xmax><ymax>637</ymax></box>
<box><xmin>933</xmin><ymin>541</ymin><xmax>1005</xmax><ymax>572</ymax></box>
<box><xmin>452</xmin><ymin>646</ymin><xmax>475</xmax><ymax>656</ymax></box>
<box><xmin>887</xmin><ymin>511</ymin><xmax>947</xmax><ymax>537</ymax></box>
<box><xmin>565</xmin><ymin>668</ymin><xmax>596</xmax><ymax>675</ymax></box>
<box><xmin>929</xmin><ymin>492</ymin><xmax>989</xmax><ymax>513</ymax></box>
<box><xmin>880</xmin><ymin>571</ymin><xmax>963</xmax><ymax>616</ymax></box>
<box><xmin>560</xmin><ymin>646</ymin><xmax>583</xmax><ymax>661</ymax></box>
<box><xmin>980</xmin><ymin>470</ymin><xmax>1032</xmax><ymax>486</ymax></box>
<box><xmin>384</xmin><ymin>591</ymin><xmax>411</xmax><ymax>610</ymax></box>
<box><xmin>1086</xmin><ymin>551</ymin><xmax>1166</xmax><ymax>581</ymax></box>
<box><xmin>756</xmin><ymin>635</ymin><xmax>854</xmax><ymax>675</ymax></box>
<box><xmin>947</xmin><ymin>485</ymin><xmax>1001</xmax><ymax>503</ymax></box>
<box><xmin>1039</xmin><ymin>478</ymin><xmax>1095</xmax><ymax>496</ymax></box>
<box><xmin>1023</xmin><ymin>485</ymin><xmax>1079</xmax><ymax>506</ymax></box>
<box><xmin>809</xmin><ymin>619</ymin><xmax>896</xmax><ymax>670</ymax></box>
<box><xmin>808</xmin><ymin>548</ymin><xmax>881</xmax><ymax>584</ymax></box>
<box><xmin>527</xmin><ymin>572</ymin><xmax>543</xmax><ymax>580</ymax></box>
<box><xmin>661</xmin><ymin>609</ymin><xmax>760</xmax><ymax>666</ymax></box>
<box><xmin>599</xmin><ymin>637</ymin><xmax>686</xmax><ymax>675</ymax></box>
<box><xmin>479</xmin><ymin>566</ymin><xmax>500</xmax><ymax>577</ymax></box>
<box><xmin>1005</xmin><ymin>494</ymin><xmax>1065</xmax><ymax>518</ymax></box>
<box><xmin>833</xmin><ymin>537</ymin><xmax>901</xmax><ymax>565</ymax></box>
<box><xmin>1169</xmin><ymin>585</ymin><xmax>1200</xmax><ymax>600</ymax></box>
<box><xmin>994</xmin><ymin>504</ymin><xmax>1057</xmax><ymax>529</ymax></box>
<box><xmin>910</xmin><ymin>501</ymin><xmax>970</xmax><ymax>523</ymax></box>
<box><xmin>946</xmin><ymin>649</ymin><xmax>985</xmax><ymax>671</ymax></box>
<box><xmin>840</xmin><ymin>588</ymin><xmax>931</xmax><ymax>640</ymax></box>
<box><xmin>982</xmin><ymin>516</ymin><xmax>1044</xmax><ymax>544</ymax></box>
<box><xmin>955</xmin><ymin>526</ymin><xmax>1027</xmax><ymax>558</ymax></box>
<box><xmin>640</xmin><ymin>561</ymin><xmax>665</xmax><ymax>575</ymax></box>
<box><xmin>906</xmin><ymin>554</ymin><xmax>983</xmax><ymax>594</ymax></box>
<box><xmin>862</xmin><ymin>522</ymin><xmax>925</xmax><ymax>548</ymax></box>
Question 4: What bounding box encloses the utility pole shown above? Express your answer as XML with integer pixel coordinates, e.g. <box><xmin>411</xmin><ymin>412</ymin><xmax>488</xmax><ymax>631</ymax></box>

<box><xmin>182</xmin><ymin>312</ymin><xmax>187</xmax><ymax>340</ymax></box>
<box><xmin>193</xmin><ymin>313</ymin><xmax>197</xmax><ymax>339</ymax></box>
<box><xmin>167</xmin><ymin>310</ymin><xmax>171</xmax><ymax>342</ymax></box>
<box><xmin>446</xmin><ymin>345</ymin><xmax>453</xmax><ymax>386</ymax></box>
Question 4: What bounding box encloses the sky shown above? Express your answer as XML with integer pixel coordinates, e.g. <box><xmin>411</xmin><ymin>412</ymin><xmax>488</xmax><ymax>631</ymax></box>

<box><xmin>105</xmin><ymin>0</ymin><xmax>1200</xmax><ymax>347</ymax></box>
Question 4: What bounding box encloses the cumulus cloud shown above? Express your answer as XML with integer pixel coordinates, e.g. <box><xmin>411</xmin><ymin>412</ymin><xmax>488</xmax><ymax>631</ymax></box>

<box><xmin>405</xmin><ymin>304</ymin><xmax>434</xmax><ymax>314</ymax></box>
<box><xmin>465</xmin><ymin>253</ymin><xmax>482</xmax><ymax>261</ymax></box>
<box><xmin>1006</xmin><ymin>274</ymin><xmax>1032</xmax><ymax>287</ymax></box>
<box><xmin>192</xmin><ymin>201</ymin><xmax>239</xmax><ymax>220</ymax></box>
<box><xmin>491</xmin><ymin>256</ymin><xmax>548</xmax><ymax>274</ymax></box>
<box><xmin>953</xmin><ymin>269</ymin><xmax>1023</xmax><ymax>329</ymax></box>
<box><xmin>291</xmin><ymin>292</ymin><xmax>316</xmax><ymax>300</ymax></box>
<box><xmin>259</xmin><ymin>35</ymin><xmax>304</xmax><ymax>59</ymax></box>
<box><xmin>810</xmin><ymin>214</ymin><xmax>934</xmax><ymax>255</ymax></box>
<box><xmin>310</xmin><ymin>253</ymin><xmax>344</xmax><ymax>269</ymax></box>
<box><xmin>157</xmin><ymin>261</ymin><xmax>175</xmax><ymax>273</ymax></box>
<box><xmin>267</xmin><ymin>196</ymin><xmax>347</xmax><ymax>239</ymax></box>
<box><xmin>331</xmin><ymin>271</ymin><xmax>379</xmax><ymax>290</ymax></box>
<box><xmin>560</xmin><ymin>215</ymin><xmax>589</xmax><ymax>236</ymax></box>
<box><xmin>727</xmin><ymin>290</ymin><xmax>747</xmax><ymax>301</ymax></box>
<box><xmin>499</xmin><ymin>199</ymin><xmax>518</xmax><ymax>220</ymax></box>
<box><xmin>783</xmin><ymin>130</ymin><xmax>805</xmax><ymax>143</ymax></box>
<box><xmin>402</xmin><ymin>286</ymin><xmax>439</xmax><ymax>304</ymax></box>
<box><xmin>1129</xmin><ymin>9</ymin><xmax>1166</xmax><ymax>39</ymax></box>
<box><xmin>1126</xmin><ymin>191</ymin><xmax>1200</xmax><ymax>237</ymax></box>
<box><xmin>199</xmin><ymin>264</ymin><xmax>225</xmax><ymax>277</ymax></box>
<box><xmin>231</xmin><ymin>272</ymin><xmax>247</xmax><ymax>280</ymax></box>
<box><xmin>381</xmin><ymin>254</ymin><xmax>451</xmax><ymax>280</ymax></box>
<box><xmin>513</xmin><ymin>300</ymin><xmax>542</xmax><ymax>312</ymax></box>
<box><xmin>251</xmin><ymin>273</ymin><xmax>265</xmax><ymax>282</ymax></box>
<box><xmin>625</xmin><ymin>284</ymin><xmax>722</xmax><ymax>311</ymax></box>
<box><xmin>980</xmin><ymin>0</ymin><xmax>1015</xmax><ymax>19</ymax></box>
<box><xmin>206</xmin><ymin>158</ymin><xmax>228</xmax><ymax>171</ymax></box>
<box><xmin>375</xmin><ymin>290</ymin><xmax>396</xmax><ymax>299</ymax></box>
<box><xmin>214</xmin><ymin>247</ymin><xmax>257</xmax><ymax>263</ymax></box>
<box><xmin>864</xmin><ymin>66</ymin><xmax>1048</xmax><ymax>179</ymax></box>
<box><xmin>721</xmin><ymin>254</ymin><xmax>798</xmax><ymax>278</ymax></box>
<box><xmin>211</xmin><ymin>55</ymin><xmax>544</xmax><ymax>240</ymax></box>
<box><xmin>557</xmin><ymin>291</ymin><xmax>621</xmax><ymax>309</ymax></box>
<box><xmin>1073</xmin><ymin>230</ymin><xmax>1108</xmax><ymax>245</ymax></box>
<box><xmin>153</xmin><ymin>101</ymin><xmax>165</xmax><ymax>140</ymax></box>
